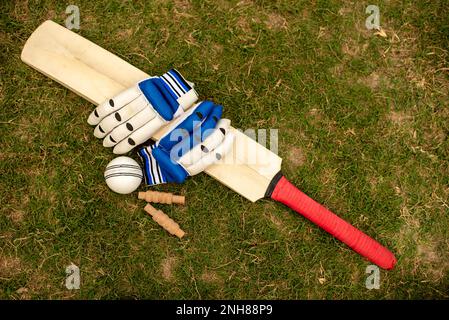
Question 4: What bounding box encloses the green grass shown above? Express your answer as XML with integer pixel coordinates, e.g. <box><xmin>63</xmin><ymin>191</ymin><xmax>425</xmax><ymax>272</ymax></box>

<box><xmin>1</xmin><ymin>0</ymin><xmax>448</xmax><ymax>299</ymax></box>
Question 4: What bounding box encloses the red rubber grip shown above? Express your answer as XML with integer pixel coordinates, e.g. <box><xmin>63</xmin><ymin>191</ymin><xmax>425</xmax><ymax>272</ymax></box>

<box><xmin>271</xmin><ymin>176</ymin><xmax>396</xmax><ymax>269</ymax></box>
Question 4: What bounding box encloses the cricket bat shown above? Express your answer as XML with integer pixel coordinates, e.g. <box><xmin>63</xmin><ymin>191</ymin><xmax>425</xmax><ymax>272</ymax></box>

<box><xmin>21</xmin><ymin>20</ymin><xmax>396</xmax><ymax>269</ymax></box>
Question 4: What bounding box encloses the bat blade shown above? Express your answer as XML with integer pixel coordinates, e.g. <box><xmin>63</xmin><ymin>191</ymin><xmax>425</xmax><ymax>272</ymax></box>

<box><xmin>21</xmin><ymin>20</ymin><xmax>282</xmax><ymax>202</ymax></box>
<box><xmin>21</xmin><ymin>21</ymin><xmax>148</xmax><ymax>104</ymax></box>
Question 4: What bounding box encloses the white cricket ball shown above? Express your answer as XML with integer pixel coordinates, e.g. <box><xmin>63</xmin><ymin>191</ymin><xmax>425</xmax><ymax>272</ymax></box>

<box><xmin>104</xmin><ymin>156</ymin><xmax>143</xmax><ymax>194</ymax></box>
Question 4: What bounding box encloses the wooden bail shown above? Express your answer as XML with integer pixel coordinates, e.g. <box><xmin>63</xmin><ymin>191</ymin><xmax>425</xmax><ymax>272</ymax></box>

<box><xmin>144</xmin><ymin>204</ymin><xmax>185</xmax><ymax>239</ymax></box>
<box><xmin>138</xmin><ymin>191</ymin><xmax>185</xmax><ymax>205</ymax></box>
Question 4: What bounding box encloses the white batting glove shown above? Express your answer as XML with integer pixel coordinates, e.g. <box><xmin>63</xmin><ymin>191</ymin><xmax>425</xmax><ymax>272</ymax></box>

<box><xmin>87</xmin><ymin>69</ymin><xmax>198</xmax><ymax>154</ymax></box>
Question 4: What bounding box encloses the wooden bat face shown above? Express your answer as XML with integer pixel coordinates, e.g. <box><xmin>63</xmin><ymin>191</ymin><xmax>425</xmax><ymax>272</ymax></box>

<box><xmin>21</xmin><ymin>20</ymin><xmax>282</xmax><ymax>202</ymax></box>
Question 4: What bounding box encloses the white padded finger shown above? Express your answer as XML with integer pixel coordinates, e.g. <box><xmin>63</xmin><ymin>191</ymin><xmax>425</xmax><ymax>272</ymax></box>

<box><xmin>113</xmin><ymin>116</ymin><xmax>166</xmax><ymax>154</ymax></box>
<box><xmin>103</xmin><ymin>107</ymin><xmax>158</xmax><ymax>147</ymax></box>
<box><xmin>88</xmin><ymin>86</ymin><xmax>142</xmax><ymax>125</ymax></box>
<box><xmin>179</xmin><ymin>119</ymin><xmax>231</xmax><ymax>167</ymax></box>
<box><xmin>94</xmin><ymin>95</ymin><xmax>150</xmax><ymax>138</ymax></box>
<box><xmin>186</xmin><ymin>131</ymin><xmax>235</xmax><ymax>176</ymax></box>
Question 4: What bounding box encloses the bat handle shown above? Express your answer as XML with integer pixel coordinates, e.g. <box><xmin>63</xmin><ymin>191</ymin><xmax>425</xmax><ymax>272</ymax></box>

<box><xmin>267</xmin><ymin>174</ymin><xmax>396</xmax><ymax>270</ymax></box>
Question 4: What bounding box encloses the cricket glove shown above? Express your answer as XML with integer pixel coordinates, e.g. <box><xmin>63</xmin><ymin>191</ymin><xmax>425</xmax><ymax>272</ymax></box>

<box><xmin>137</xmin><ymin>100</ymin><xmax>235</xmax><ymax>185</ymax></box>
<box><xmin>87</xmin><ymin>69</ymin><xmax>198</xmax><ymax>154</ymax></box>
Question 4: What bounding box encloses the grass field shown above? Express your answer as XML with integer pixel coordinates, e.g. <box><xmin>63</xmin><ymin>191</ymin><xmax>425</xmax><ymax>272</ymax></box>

<box><xmin>1</xmin><ymin>0</ymin><xmax>448</xmax><ymax>299</ymax></box>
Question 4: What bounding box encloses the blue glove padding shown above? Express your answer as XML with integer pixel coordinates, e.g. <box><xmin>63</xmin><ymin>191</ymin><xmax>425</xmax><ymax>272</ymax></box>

<box><xmin>138</xmin><ymin>101</ymin><xmax>234</xmax><ymax>185</ymax></box>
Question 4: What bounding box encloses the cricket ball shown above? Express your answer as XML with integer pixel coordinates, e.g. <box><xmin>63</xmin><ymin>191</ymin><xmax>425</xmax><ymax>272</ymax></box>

<box><xmin>104</xmin><ymin>156</ymin><xmax>143</xmax><ymax>194</ymax></box>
